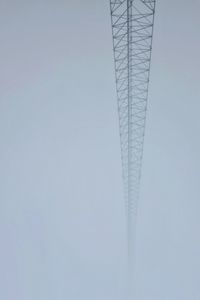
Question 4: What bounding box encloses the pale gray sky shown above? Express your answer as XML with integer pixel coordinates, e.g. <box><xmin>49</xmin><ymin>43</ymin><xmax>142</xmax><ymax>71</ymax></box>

<box><xmin>0</xmin><ymin>1</ymin><xmax>200</xmax><ymax>300</ymax></box>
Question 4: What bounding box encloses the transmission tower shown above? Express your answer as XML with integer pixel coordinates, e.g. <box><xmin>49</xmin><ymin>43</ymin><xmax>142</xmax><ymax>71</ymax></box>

<box><xmin>110</xmin><ymin>0</ymin><xmax>156</xmax><ymax>296</ymax></box>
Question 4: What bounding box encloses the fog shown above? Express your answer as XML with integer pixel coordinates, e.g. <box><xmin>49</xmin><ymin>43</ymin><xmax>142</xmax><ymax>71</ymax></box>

<box><xmin>0</xmin><ymin>1</ymin><xmax>200</xmax><ymax>299</ymax></box>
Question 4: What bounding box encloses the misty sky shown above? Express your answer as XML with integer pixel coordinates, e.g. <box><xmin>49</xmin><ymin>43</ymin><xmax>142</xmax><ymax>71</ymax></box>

<box><xmin>0</xmin><ymin>1</ymin><xmax>200</xmax><ymax>300</ymax></box>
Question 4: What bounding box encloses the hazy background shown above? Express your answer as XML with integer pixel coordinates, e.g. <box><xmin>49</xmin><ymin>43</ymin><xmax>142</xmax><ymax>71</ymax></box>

<box><xmin>0</xmin><ymin>1</ymin><xmax>200</xmax><ymax>299</ymax></box>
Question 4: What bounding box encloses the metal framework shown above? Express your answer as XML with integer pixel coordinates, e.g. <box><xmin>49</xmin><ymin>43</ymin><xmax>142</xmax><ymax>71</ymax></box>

<box><xmin>110</xmin><ymin>0</ymin><xmax>156</xmax><ymax>287</ymax></box>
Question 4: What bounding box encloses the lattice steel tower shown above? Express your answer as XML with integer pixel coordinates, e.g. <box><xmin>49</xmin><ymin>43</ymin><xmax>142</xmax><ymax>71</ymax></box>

<box><xmin>110</xmin><ymin>0</ymin><xmax>156</xmax><ymax>296</ymax></box>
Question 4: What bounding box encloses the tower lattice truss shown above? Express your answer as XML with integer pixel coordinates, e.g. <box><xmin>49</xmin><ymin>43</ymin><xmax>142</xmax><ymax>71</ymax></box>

<box><xmin>110</xmin><ymin>0</ymin><xmax>156</xmax><ymax>230</ymax></box>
